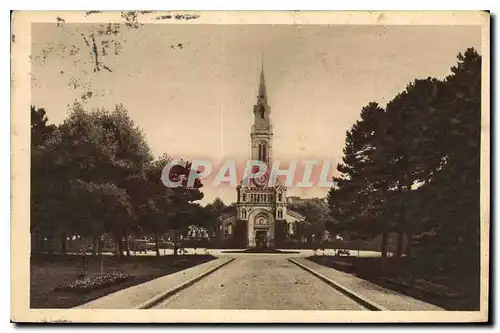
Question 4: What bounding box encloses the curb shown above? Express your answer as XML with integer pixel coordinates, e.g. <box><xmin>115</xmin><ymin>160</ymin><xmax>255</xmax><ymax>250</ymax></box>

<box><xmin>288</xmin><ymin>258</ymin><xmax>388</xmax><ymax>311</ymax></box>
<box><xmin>136</xmin><ymin>257</ymin><xmax>236</xmax><ymax>309</ymax></box>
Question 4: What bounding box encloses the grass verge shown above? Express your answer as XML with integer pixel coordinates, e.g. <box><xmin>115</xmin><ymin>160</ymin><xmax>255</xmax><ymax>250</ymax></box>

<box><xmin>306</xmin><ymin>255</ymin><xmax>479</xmax><ymax>311</ymax></box>
<box><xmin>30</xmin><ymin>253</ymin><xmax>216</xmax><ymax>308</ymax></box>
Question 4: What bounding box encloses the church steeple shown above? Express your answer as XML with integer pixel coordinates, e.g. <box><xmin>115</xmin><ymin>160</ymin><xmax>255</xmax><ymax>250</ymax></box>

<box><xmin>253</xmin><ymin>62</ymin><xmax>271</xmax><ymax>126</ymax></box>
<box><xmin>251</xmin><ymin>60</ymin><xmax>273</xmax><ymax>165</ymax></box>
<box><xmin>258</xmin><ymin>61</ymin><xmax>267</xmax><ymax>103</ymax></box>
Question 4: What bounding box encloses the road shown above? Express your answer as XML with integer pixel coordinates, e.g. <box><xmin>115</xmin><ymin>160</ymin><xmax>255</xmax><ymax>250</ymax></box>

<box><xmin>154</xmin><ymin>254</ymin><xmax>367</xmax><ymax>310</ymax></box>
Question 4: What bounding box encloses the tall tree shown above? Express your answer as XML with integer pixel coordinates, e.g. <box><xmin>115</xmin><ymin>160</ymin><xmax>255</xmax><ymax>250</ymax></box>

<box><xmin>166</xmin><ymin>161</ymin><xmax>204</xmax><ymax>255</ymax></box>
<box><xmin>133</xmin><ymin>154</ymin><xmax>172</xmax><ymax>256</ymax></box>
<box><xmin>31</xmin><ymin>106</ymin><xmax>63</xmax><ymax>253</ymax></box>
<box><xmin>332</xmin><ymin>102</ymin><xmax>394</xmax><ymax>257</ymax></box>
<box><xmin>330</xmin><ymin>48</ymin><xmax>481</xmax><ymax>271</ymax></box>
<box><xmin>382</xmin><ymin>77</ymin><xmax>444</xmax><ymax>257</ymax></box>
<box><xmin>413</xmin><ymin>48</ymin><xmax>481</xmax><ymax>272</ymax></box>
<box><xmin>31</xmin><ymin>103</ymin><xmax>153</xmax><ymax>256</ymax></box>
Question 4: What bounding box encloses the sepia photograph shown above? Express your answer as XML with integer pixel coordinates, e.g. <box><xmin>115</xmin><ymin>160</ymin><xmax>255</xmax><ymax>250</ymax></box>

<box><xmin>10</xmin><ymin>10</ymin><xmax>490</xmax><ymax>323</ymax></box>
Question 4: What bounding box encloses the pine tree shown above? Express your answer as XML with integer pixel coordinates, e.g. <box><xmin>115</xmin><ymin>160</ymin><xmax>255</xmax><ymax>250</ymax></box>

<box><xmin>382</xmin><ymin>77</ymin><xmax>444</xmax><ymax>257</ymax></box>
<box><xmin>332</xmin><ymin>102</ymin><xmax>393</xmax><ymax>257</ymax></box>
<box><xmin>414</xmin><ymin>48</ymin><xmax>481</xmax><ymax>273</ymax></box>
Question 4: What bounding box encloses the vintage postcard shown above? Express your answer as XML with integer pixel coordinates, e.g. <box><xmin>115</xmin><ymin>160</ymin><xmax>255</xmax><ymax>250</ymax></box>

<box><xmin>11</xmin><ymin>10</ymin><xmax>490</xmax><ymax>323</ymax></box>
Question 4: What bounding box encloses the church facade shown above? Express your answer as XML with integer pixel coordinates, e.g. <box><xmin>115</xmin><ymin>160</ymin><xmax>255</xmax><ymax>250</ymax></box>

<box><xmin>217</xmin><ymin>65</ymin><xmax>305</xmax><ymax>249</ymax></box>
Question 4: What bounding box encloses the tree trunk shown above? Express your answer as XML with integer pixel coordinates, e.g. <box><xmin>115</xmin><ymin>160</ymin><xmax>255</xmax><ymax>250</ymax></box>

<box><xmin>98</xmin><ymin>236</ymin><xmax>103</xmax><ymax>254</ymax></box>
<box><xmin>61</xmin><ymin>231</ymin><xmax>68</xmax><ymax>254</ymax></box>
<box><xmin>307</xmin><ymin>233</ymin><xmax>312</xmax><ymax>247</ymax></box>
<box><xmin>30</xmin><ymin>232</ymin><xmax>36</xmax><ymax>254</ymax></box>
<box><xmin>402</xmin><ymin>184</ymin><xmax>413</xmax><ymax>258</ymax></box>
<box><xmin>38</xmin><ymin>233</ymin><xmax>43</xmax><ymax>253</ymax></box>
<box><xmin>173</xmin><ymin>229</ymin><xmax>178</xmax><ymax>256</ymax></box>
<box><xmin>123</xmin><ymin>226</ymin><xmax>131</xmax><ymax>257</ymax></box>
<box><xmin>48</xmin><ymin>233</ymin><xmax>54</xmax><ymax>254</ymax></box>
<box><xmin>125</xmin><ymin>237</ymin><xmax>131</xmax><ymax>257</ymax></box>
<box><xmin>154</xmin><ymin>231</ymin><xmax>160</xmax><ymax>256</ymax></box>
<box><xmin>405</xmin><ymin>232</ymin><xmax>413</xmax><ymax>257</ymax></box>
<box><xmin>40</xmin><ymin>235</ymin><xmax>45</xmax><ymax>253</ymax></box>
<box><xmin>395</xmin><ymin>231</ymin><xmax>404</xmax><ymax>258</ymax></box>
<box><xmin>92</xmin><ymin>235</ymin><xmax>98</xmax><ymax>255</ymax></box>
<box><xmin>380</xmin><ymin>231</ymin><xmax>388</xmax><ymax>258</ymax></box>
<box><xmin>117</xmin><ymin>236</ymin><xmax>123</xmax><ymax>257</ymax></box>
<box><xmin>32</xmin><ymin>232</ymin><xmax>42</xmax><ymax>254</ymax></box>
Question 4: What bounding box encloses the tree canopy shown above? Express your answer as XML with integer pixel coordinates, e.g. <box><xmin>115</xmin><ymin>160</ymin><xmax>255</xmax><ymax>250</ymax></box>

<box><xmin>328</xmin><ymin>48</ymin><xmax>481</xmax><ymax>269</ymax></box>
<box><xmin>31</xmin><ymin>102</ymin><xmax>208</xmax><ymax>256</ymax></box>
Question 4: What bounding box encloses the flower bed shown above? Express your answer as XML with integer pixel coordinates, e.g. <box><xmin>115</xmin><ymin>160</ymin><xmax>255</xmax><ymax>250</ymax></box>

<box><xmin>55</xmin><ymin>272</ymin><xmax>130</xmax><ymax>293</ymax></box>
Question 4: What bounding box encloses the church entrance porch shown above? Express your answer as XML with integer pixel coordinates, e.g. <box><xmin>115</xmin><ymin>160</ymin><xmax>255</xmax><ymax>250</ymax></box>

<box><xmin>255</xmin><ymin>230</ymin><xmax>268</xmax><ymax>249</ymax></box>
<box><xmin>246</xmin><ymin>209</ymin><xmax>275</xmax><ymax>249</ymax></box>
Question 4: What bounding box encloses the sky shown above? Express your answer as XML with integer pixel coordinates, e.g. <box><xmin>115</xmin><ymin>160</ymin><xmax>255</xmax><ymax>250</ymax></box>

<box><xmin>31</xmin><ymin>23</ymin><xmax>481</xmax><ymax>204</ymax></box>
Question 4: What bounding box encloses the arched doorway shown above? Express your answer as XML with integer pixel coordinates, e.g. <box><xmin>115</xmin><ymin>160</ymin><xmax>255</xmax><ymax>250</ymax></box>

<box><xmin>254</xmin><ymin>212</ymin><xmax>270</xmax><ymax>249</ymax></box>
<box><xmin>246</xmin><ymin>208</ymin><xmax>275</xmax><ymax>249</ymax></box>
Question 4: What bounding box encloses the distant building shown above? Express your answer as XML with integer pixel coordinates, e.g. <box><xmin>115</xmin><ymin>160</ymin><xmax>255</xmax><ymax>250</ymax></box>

<box><xmin>217</xmin><ymin>64</ymin><xmax>305</xmax><ymax>249</ymax></box>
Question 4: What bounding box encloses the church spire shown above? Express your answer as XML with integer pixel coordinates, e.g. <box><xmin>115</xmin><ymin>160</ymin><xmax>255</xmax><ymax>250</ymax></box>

<box><xmin>258</xmin><ymin>60</ymin><xmax>267</xmax><ymax>102</ymax></box>
<box><xmin>251</xmin><ymin>58</ymin><xmax>272</xmax><ymax>166</ymax></box>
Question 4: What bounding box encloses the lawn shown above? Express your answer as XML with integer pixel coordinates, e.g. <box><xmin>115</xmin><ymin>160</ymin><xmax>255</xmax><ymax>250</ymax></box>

<box><xmin>306</xmin><ymin>255</ymin><xmax>480</xmax><ymax>311</ymax></box>
<box><xmin>30</xmin><ymin>253</ymin><xmax>216</xmax><ymax>308</ymax></box>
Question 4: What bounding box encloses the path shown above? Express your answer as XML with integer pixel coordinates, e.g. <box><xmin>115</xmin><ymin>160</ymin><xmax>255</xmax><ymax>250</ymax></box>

<box><xmin>154</xmin><ymin>254</ymin><xmax>366</xmax><ymax>310</ymax></box>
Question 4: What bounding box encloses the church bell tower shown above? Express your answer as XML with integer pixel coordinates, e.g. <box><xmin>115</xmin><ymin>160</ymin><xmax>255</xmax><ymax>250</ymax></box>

<box><xmin>251</xmin><ymin>63</ymin><xmax>273</xmax><ymax>167</ymax></box>
<box><xmin>218</xmin><ymin>61</ymin><xmax>305</xmax><ymax>249</ymax></box>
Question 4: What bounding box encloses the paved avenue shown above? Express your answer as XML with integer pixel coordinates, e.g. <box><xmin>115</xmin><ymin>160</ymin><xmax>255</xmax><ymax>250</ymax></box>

<box><xmin>154</xmin><ymin>254</ymin><xmax>366</xmax><ymax>310</ymax></box>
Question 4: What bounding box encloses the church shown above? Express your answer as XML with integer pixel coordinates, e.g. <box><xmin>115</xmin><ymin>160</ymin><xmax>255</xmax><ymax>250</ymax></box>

<box><xmin>217</xmin><ymin>65</ymin><xmax>305</xmax><ymax>249</ymax></box>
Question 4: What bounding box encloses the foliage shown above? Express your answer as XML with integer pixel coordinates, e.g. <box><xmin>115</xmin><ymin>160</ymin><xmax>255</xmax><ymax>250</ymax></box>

<box><xmin>133</xmin><ymin>154</ymin><xmax>172</xmax><ymax>256</ymax></box>
<box><xmin>328</xmin><ymin>48</ymin><xmax>481</xmax><ymax>270</ymax></box>
<box><xmin>31</xmin><ymin>106</ymin><xmax>57</xmax><ymax>147</ymax></box>
<box><xmin>30</xmin><ymin>103</ymin><xmax>207</xmax><ymax>257</ymax></box>
<box><xmin>204</xmin><ymin>197</ymin><xmax>228</xmax><ymax>236</ymax></box>
<box><xmin>411</xmin><ymin>48</ymin><xmax>481</xmax><ymax>271</ymax></box>
<box><xmin>288</xmin><ymin>197</ymin><xmax>330</xmax><ymax>239</ymax></box>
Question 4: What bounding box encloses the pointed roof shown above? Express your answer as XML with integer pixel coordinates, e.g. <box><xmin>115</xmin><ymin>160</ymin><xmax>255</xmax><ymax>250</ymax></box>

<box><xmin>258</xmin><ymin>61</ymin><xmax>267</xmax><ymax>100</ymax></box>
